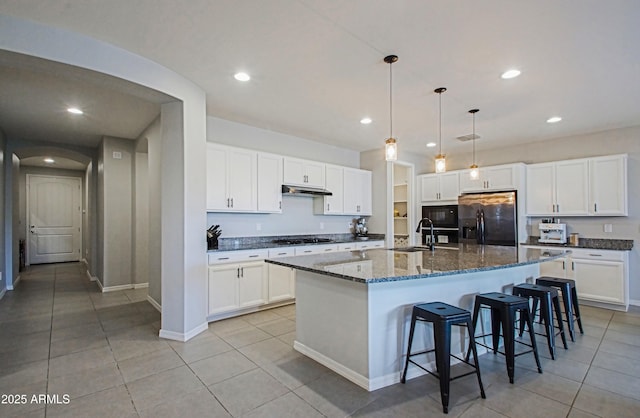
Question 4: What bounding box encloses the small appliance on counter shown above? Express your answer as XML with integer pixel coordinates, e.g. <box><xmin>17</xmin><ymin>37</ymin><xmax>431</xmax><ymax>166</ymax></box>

<box><xmin>538</xmin><ymin>223</ymin><xmax>567</xmax><ymax>244</ymax></box>
<box><xmin>353</xmin><ymin>217</ymin><xmax>369</xmax><ymax>240</ymax></box>
<box><xmin>207</xmin><ymin>225</ymin><xmax>221</xmax><ymax>250</ymax></box>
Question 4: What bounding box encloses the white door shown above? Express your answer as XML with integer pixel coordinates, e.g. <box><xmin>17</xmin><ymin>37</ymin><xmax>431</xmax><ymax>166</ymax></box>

<box><xmin>28</xmin><ymin>175</ymin><xmax>82</xmax><ymax>264</ymax></box>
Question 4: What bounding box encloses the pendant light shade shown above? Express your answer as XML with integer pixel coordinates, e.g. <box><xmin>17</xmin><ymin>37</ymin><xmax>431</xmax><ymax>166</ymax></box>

<box><xmin>469</xmin><ymin>108</ymin><xmax>480</xmax><ymax>180</ymax></box>
<box><xmin>434</xmin><ymin>87</ymin><xmax>447</xmax><ymax>173</ymax></box>
<box><xmin>384</xmin><ymin>55</ymin><xmax>398</xmax><ymax>161</ymax></box>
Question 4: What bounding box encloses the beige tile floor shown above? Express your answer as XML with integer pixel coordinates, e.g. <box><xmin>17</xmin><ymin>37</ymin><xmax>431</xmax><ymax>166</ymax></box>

<box><xmin>1</xmin><ymin>262</ymin><xmax>639</xmax><ymax>417</ymax></box>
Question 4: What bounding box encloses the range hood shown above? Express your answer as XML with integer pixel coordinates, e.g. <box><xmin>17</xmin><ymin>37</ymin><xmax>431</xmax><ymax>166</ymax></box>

<box><xmin>281</xmin><ymin>184</ymin><xmax>332</xmax><ymax>196</ymax></box>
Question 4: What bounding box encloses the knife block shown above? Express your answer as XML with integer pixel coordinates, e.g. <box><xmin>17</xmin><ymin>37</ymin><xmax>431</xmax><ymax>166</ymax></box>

<box><xmin>207</xmin><ymin>235</ymin><xmax>218</xmax><ymax>250</ymax></box>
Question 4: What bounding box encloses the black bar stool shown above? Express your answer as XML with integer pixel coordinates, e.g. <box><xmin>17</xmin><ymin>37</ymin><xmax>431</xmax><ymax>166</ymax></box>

<box><xmin>401</xmin><ymin>302</ymin><xmax>486</xmax><ymax>414</ymax></box>
<box><xmin>467</xmin><ymin>292</ymin><xmax>542</xmax><ymax>383</ymax></box>
<box><xmin>512</xmin><ymin>283</ymin><xmax>568</xmax><ymax>359</ymax></box>
<box><xmin>535</xmin><ymin>277</ymin><xmax>584</xmax><ymax>341</ymax></box>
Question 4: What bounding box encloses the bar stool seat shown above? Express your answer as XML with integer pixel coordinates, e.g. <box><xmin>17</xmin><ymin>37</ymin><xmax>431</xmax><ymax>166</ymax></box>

<box><xmin>512</xmin><ymin>283</ymin><xmax>568</xmax><ymax>359</ymax></box>
<box><xmin>401</xmin><ymin>302</ymin><xmax>485</xmax><ymax>414</ymax></box>
<box><xmin>467</xmin><ymin>292</ymin><xmax>542</xmax><ymax>383</ymax></box>
<box><xmin>535</xmin><ymin>277</ymin><xmax>584</xmax><ymax>341</ymax></box>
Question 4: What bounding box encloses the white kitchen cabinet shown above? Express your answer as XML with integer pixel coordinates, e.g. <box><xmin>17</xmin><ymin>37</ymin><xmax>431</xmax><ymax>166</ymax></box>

<box><xmin>208</xmin><ymin>261</ymin><xmax>267</xmax><ymax>315</ymax></box>
<box><xmin>267</xmin><ymin>248</ymin><xmax>295</xmax><ymax>302</ymax></box>
<box><xmin>589</xmin><ymin>154</ymin><xmax>627</xmax><ymax>216</ymax></box>
<box><xmin>527</xmin><ymin>246</ymin><xmax>629</xmax><ymax>309</ymax></box>
<box><xmin>206</xmin><ymin>144</ymin><xmax>257</xmax><ymax>212</ymax></box>
<box><xmin>343</xmin><ymin>168</ymin><xmax>372</xmax><ymax>215</ymax></box>
<box><xmin>356</xmin><ymin>240</ymin><xmax>384</xmax><ymax>250</ymax></box>
<box><xmin>257</xmin><ymin>152</ymin><xmax>283</xmax><ymax>213</ymax></box>
<box><xmin>322</xmin><ymin>165</ymin><xmax>345</xmax><ymax>214</ymax></box>
<box><xmin>460</xmin><ymin>164</ymin><xmax>523</xmax><ymax>193</ymax></box>
<box><xmin>283</xmin><ymin>157</ymin><xmax>325</xmax><ymax>188</ymax></box>
<box><xmin>419</xmin><ymin>172</ymin><xmax>459</xmax><ymax>204</ymax></box>
<box><xmin>207</xmin><ymin>249</ymin><xmax>268</xmax><ymax>317</ymax></box>
<box><xmin>526</xmin><ymin>159</ymin><xmax>589</xmax><ymax>216</ymax></box>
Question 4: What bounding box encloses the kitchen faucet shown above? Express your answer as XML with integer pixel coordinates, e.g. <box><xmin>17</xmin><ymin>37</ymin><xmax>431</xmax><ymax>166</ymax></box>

<box><xmin>416</xmin><ymin>217</ymin><xmax>435</xmax><ymax>251</ymax></box>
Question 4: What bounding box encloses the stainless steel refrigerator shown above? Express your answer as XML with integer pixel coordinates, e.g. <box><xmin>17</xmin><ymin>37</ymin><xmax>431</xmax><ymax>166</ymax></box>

<box><xmin>458</xmin><ymin>191</ymin><xmax>517</xmax><ymax>246</ymax></box>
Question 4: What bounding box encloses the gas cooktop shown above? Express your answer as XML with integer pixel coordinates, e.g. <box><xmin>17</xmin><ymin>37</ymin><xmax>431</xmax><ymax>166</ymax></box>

<box><xmin>272</xmin><ymin>238</ymin><xmax>334</xmax><ymax>245</ymax></box>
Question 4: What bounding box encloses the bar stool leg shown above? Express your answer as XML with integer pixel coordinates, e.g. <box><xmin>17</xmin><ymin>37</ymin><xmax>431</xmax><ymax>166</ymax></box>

<box><xmin>502</xmin><ymin>310</ymin><xmax>516</xmax><ymax>383</ymax></box>
<box><xmin>553</xmin><ymin>296</ymin><xmax>568</xmax><ymax>349</ymax></box>
<box><xmin>523</xmin><ymin>308</ymin><xmax>543</xmax><ymax>374</ymax></box>
<box><xmin>400</xmin><ymin>311</ymin><xmax>418</xmax><ymax>384</ymax></box>
<box><xmin>434</xmin><ymin>321</ymin><xmax>451</xmax><ymax>414</ymax></box>
<box><xmin>465</xmin><ymin>303</ymin><xmax>482</xmax><ymax>363</ymax></box>
<box><xmin>491</xmin><ymin>307</ymin><xmax>501</xmax><ymax>355</ymax></box>
<box><xmin>466</xmin><ymin>319</ymin><xmax>486</xmax><ymax>399</ymax></box>
<box><xmin>560</xmin><ymin>284</ymin><xmax>576</xmax><ymax>341</ymax></box>
<box><xmin>571</xmin><ymin>287</ymin><xmax>584</xmax><ymax>334</ymax></box>
<box><xmin>541</xmin><ymin>294</ymin><xmax>556</xmax><ymax>360</ymax></box>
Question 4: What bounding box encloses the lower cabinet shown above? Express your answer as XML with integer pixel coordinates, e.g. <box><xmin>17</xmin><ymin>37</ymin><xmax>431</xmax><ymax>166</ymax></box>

<box><xmin>208</xmin><ymin>260</ymin><xmax>267</xmax><ymax>316</ymax></box>
<box><xmin>537</xmin><ymin>247</ymin><xmax>629</xmax><ymax>308</ymax></box>
<box><xmin>267</xmin><ymin>264</ymin><xmax>295</xmax><ymax>302</ymax></box>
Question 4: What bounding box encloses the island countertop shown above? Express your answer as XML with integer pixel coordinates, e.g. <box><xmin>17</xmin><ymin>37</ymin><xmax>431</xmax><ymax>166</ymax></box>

<box><xmin>265</xmin><ymin>244</ymin><xmax>567</xmax><ymax>284</ymax></box>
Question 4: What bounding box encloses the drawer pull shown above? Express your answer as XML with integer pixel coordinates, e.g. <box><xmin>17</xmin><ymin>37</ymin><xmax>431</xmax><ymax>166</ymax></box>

<box><xmin>248</xmin><ymin>255</ymin><xmax>259</xmax><ymax>258</ymax></box>
<box><xmin>277</xmin><ymin>252</ymin><xmax>287</xmax><ymax>256</ymax></box>
<box><xmin>218</xmin><ymin>257</ymin><xmax>230</xmax><ymax>260</ymax></box>
<box><xmin>589</xmin><ymin>254</ymin><xmax>602</xmax><ymax>257</ymax></box>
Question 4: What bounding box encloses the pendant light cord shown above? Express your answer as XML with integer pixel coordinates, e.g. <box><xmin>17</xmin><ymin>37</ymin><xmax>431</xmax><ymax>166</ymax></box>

<box><xmin>438</xmin><ymin>91</ymin><xmax>442</xmax><ymax>155</ymax></box>
<box><xmin>472</xmin><ymin>112</ymin><xmax>476</xmax><ymax>164</ymax></box>
<box><xmin>389</xmin><ymin>61</ymin><xmax>393</xmax><ymax>139</ymax></box>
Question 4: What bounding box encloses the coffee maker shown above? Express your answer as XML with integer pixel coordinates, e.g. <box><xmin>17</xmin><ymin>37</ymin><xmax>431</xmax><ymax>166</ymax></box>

<box><xmin>353</xmin><ymin>217</ymin><xmax>369</xmax><ymax>240</ymax></box>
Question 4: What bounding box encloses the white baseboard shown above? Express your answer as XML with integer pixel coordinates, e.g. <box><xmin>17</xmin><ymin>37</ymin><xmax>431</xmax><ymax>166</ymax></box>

<box><xmin>95</xmin><ymin>278</ymin><xmax>104</xmax><ymax>291</ymax></box>
<box><xmin>294</xmin><ymin>341</ymin><xmax>371</xmax><ymax>391</ymax></box>
<box><xmin>159</xmin><ymin>322</ymin><xmax>208</xmax><ymax>342</ymax></box>
<box><xmin>629</xmin><ymin>299</ymin><xmax>640</xmax><ymax>307</ymax></box>
<box><xmin>8</xmin><ymin>274</ymin><xmax>21</xmax><ymax>290</ymax></box>
<box><xmin>146</xmin><ymin>295</ymin><xmax>161</xmax><ymax>312</ymax></box>
<box><xmin>0</xmin><ymin>287</ymin><xmax>5</xmax><ymax>300</ymax></box>
<box><xmin>133</xmin><ymin>283</ymin><xmax>149</xmax><ymax>289</ymax></box>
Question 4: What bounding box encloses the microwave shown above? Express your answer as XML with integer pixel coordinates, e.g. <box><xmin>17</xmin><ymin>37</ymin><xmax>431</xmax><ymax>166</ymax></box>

<box><xmin>421</xmin><ymin>204</ymin><xmax>459</xmax><ymax>228</ymax></box>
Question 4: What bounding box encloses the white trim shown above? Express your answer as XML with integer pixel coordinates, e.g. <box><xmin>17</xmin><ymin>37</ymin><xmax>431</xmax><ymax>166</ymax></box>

<box><xmin>101</xmin><ymin>284</ymin><xmax>135</xmax><ymax>293</ymax></box>
<box><xmin>133</xmin><ymin>283</ymin><xmax>149</xmax><ymax>289</ymax></box>
<box><xmin>85</xmin><ymin>270</ymin><xmax>96</xmax><ymax>282</ymax></box>
<box><xmin>8</xmin><ymin>274</ymin><xmax>21</xmax><ymax>290</ymax></box>
<box><xmin>159</xmin><ymin>322</ymin><xmax>208</xmax><ymax>342</ymax></box>
<box><xmin>146</xmin><ymin>295</ymin><xmax>162</xmax><ymax>312</ymax></box>
<box><xmin>294</xmin><ymin>340</ymin><xmax>371</xmax><ymax>391</ymax></box>
<box><xmin>0</xmin><ymin>288</ymin><xmax>5</xmax><ymax>300</ymax></box>
<box><xmin>628</xmin><ymin>299</ymin><xmax>640</xmax><ymax>307</ymax></box>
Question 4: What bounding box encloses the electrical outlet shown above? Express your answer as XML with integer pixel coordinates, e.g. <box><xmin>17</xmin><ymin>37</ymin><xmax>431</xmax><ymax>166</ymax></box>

<box><xmin>319</xmin><ymin>222</ymin><xmax>324</xmax><ymax>230</ymax></box>
<box><xmin>256</xmin><ymin>223</ymin><xmax>261</xmax><ymax>231</ymax></box>
<box><xmin>604</xmin><ymin>223</ymin><xmax>613</xmax><ymax>233</ymax></box>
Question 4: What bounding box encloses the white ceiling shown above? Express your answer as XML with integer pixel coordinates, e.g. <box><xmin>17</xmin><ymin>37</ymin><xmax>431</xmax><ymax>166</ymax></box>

<box><xmin>1</xmin><ymin>1</ymin><xmax>639</xmax><ymax>162</ymax></box>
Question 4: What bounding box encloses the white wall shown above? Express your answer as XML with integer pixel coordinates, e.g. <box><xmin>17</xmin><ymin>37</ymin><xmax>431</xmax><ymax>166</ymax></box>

<box><xmin>208</xmin><ymin>116</ymin><xmax>359</xmax><ymax>168</ymax></box>
<box><xmin>206</xmin><ymin>116</ymin><xmax>361</xmax><ymax>238</ymax></box>
<box><xmin>133</xmin><ymin>151</ymin><xmax>149</xmax><ymax>286</ymax></box>
<box><xmin>99</xmin><ymin>137</ymin><xmax>134</xmax><ymax>288</ymax></box>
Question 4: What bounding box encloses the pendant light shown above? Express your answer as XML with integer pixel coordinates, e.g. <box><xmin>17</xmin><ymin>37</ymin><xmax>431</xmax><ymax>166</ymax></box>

<box><xmin>384</xmin><ymin>55</ymin><xmax>398</xmax><ymax>161</ymax></box>
<box><xmin>434</xmin><ymin>87</ymin><xmax>447</xmax><ymax>173</ymax></box>
<box><xmin>469</xmin><ymin>109</ymin><xmax>480</xmax><ymax>180</ymax></box>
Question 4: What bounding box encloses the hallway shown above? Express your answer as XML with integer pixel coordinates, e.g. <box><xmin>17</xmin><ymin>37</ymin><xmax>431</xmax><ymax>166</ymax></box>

<box><xmin>1</xmin><ymin>263</ymin><xmax>640</xmax><ymax>417</ymax></box>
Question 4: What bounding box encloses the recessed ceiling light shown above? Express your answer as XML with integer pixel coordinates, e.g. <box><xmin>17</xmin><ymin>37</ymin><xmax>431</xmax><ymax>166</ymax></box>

<box><xmin>426</xmin><ymin>142</ymin><xmax>437</xmax><ymax>148</ymax></box>
<box><xmin>234</xmin><ymin>72</ymin><xmax>250</xmax><ymax>81</ymax></box>
<box><xmin>360</xmin><ymin>117</ymin><xmax>372</xmax><ymax>124</ymax></box>
<box><xmin>501</xmin><ymin>69</ymin><xmax>521</xmax><ymax>79</ymax></box>
<box><xmin>546</xmin><ymin>116</ymin><xmax>562</xmax><ymax>123</ymax></box>
<box><xmin>43</xmin><ymin>158</ymin><xmax>55</xmax><ymax>164</ymax></box>
<box><xmin>67</xmin><ymin>107</ymin><xmax>83</xmax><ymax>115</ymax></box>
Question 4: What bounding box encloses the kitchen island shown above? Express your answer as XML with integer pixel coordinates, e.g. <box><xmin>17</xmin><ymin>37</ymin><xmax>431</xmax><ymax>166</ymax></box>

<box><xmin>265</xmin><ymin>244</ymin><xmax>567</xmax><ymax>391</ymax></box>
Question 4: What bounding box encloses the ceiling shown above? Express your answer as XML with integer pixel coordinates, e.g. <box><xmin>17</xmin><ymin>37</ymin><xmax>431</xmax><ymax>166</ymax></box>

<box><xmin>1</xmin><ymin>1</ymin><xmax>639</xmax><ymax>164</ymax></box>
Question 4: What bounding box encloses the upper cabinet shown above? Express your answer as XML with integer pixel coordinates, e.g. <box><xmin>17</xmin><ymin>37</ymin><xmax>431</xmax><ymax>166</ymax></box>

<box><xmin>589</xmin><ymin>155</ymin><xmax>627</xmax><ymax>216</ymax></box>
<box><xmin>459</xmin><ymin>163</ymin><xmax>524</xmax><ymax>193</ymax></box>
<box><xmin>419</xmin><ymin>172</ymin><xmax>459</xmax><ymax>204</ymax></box>
<box><xmin>206</xmin><ymin>144</ymin><xmax>257</xmax><ymax>212</ymax></box>
<box><xmin>323</xmin><ymin>165</ymin><xmax>345</xmax><ymax>214</ymax></box>
<box><xmin>257</xmin><ymin>152</ymin><xmax>283</xmax><ymax>213</ymax></box>
<box><xmin>343</xmin><ymin>168</ymin><xmax>372</xmax><ymax>215</ymax></box>
<box><xmin>526</xmin><ymin>155</ymin><xmax>626</xmax><ymax>217</ymax></box>
<box><xmin>283</xmin><ymin>157</ymin><xmax>325</xmax><ymax>188</ymax></box>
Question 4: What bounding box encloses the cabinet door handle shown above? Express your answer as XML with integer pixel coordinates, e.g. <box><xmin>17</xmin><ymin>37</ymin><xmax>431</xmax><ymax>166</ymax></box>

<box><xmin>571</xmin><ymin>262</ymin><xmax>575</xmax><ymax>270</ymax></box>
<box><xmin>236</xmin><ymin>268</ymin><xmax>240</xmax><ymax>278</ymax></box>
<box><xmin>327</xmin><ymin>203</ymin><xmax>330</xmax><ymax>211</ymax></box>
<box><xmin>304</xmin><ymin>250</ymin><xmax>312</xmax><ymax>253</ymax></box>
<box><xmin>588</xmin><ymin>254</ymin><xmax>602</xmax><ymax>257</ymax></box>
<box><xmin>248</xmin><ymin>255</ymin><xmax>259</xmax><ymax>258</ymax></box>
<box><xmin>594</xmin><ymin>203</ymin><xmax>597</xmax><ymax>212</ymax></box>
<box><xmin>227</xmin><ymin>198</ymin><xmax>230</xmax><ymax>208</ymax></box>
<box><xmin>279</xmin><ymin>201</ymin><xmax>282</xmax><ymax>210</ymax></box>
<box><xmin>557</xmin><ymin>204</ymin><xmax>559</xmax><ymax>212</ymax></box>
<box><xmin>562</xmin><ymin>261</ymin><xmax>565</xmax><ymax>269</ymax></box>
<box><xmin>241</xmin><ymin>267</ymin><xmax>244</xmax><ymax>277</ymax></box>
<box><xmin>218</xmin><ymin>257</ymin><xmax>230</xmax><ymax>261</ymax></box>
<box><xmin>230</xmin><ymin>198</ymin><xmax>234</xmax><ymax>208</ymax></box>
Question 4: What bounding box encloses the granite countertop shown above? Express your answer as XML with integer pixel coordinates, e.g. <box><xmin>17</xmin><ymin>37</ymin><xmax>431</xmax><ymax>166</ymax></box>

<box><xmin>209</xmin><ymin>233</ymin><xmax>385</xmax><ymax>252</ymax></box>
<box><xmin>521</xmin><ymin>236</ymin><xmax>633</xmax><ymax>251</ymax></box>
<box><xmin>265</xmin><ymin>244</ymin><xmax>567</xmax><ymax>284</ymax></box>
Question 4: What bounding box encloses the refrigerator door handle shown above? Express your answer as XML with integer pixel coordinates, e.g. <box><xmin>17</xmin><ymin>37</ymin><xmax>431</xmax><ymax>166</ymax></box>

<box><xmin>479</xmin><ymin>210</ymin><xmax>485</xmax><ymax>244</ymax></box>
